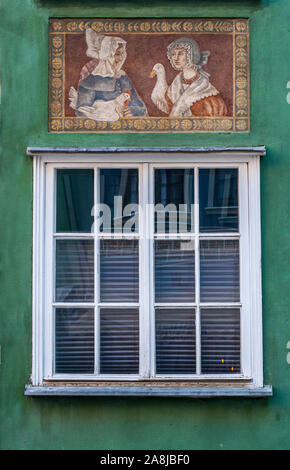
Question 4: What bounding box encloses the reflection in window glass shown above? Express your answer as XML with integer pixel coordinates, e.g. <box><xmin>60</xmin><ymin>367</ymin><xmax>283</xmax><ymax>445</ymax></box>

<box><xmin>155</xmin><ymin>169</ymin><xmax>194</xmax><ymax>233</ymax></box>
<box><xmin>56</xmin><ymin>169</ymin><xmax>94</xmax><ymax>233</ymax></box>
<box><xmin>200</xmin><ymin>239</ymin><xmax>240</xmax><ymax>303</ymax></box>
<box><xmin>199</xmin><ymin>169</ymin><xmax>238</xmax><ymax>232</ymax></box>
<box><xmin>155</xmin><ymin>240</ymin><xmax>195</xmax><ymax>302</ymax></box>
<box><xmin>55</xmin><ymin>239</ymin><xmax>94</xmax><ymax>303</ymax></box>
<box><xmin>100</xmin><ymin>169</ymin><xmax>138</xmax><ymax>233</ymax></box>
<box><xmin>100</xmin><ymin>239</ymin><xmax>139</xmax><ymax>302</ymax></box>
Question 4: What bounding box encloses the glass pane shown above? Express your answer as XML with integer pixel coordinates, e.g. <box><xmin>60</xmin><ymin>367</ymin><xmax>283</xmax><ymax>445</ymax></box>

<box><xmin>155</xmin><ymin>169</ymin><xmax>194</xmax><ymax>233</ymax></box>
<box><xmin>201</xmin><ymin>308</ymin><xmax>240</xmax><ymax>374</ymax></box>
<box><xmin>56</xmin><ymin>169</ymin><xmax>94</xmax><ymax>233</ymax></box>
<box><xmin>155</xmin><ymin>308</ymin><xmax>196</xmax><ymax>374</ymax></box>
<box><xmin>155</xmin><ymin>240</ymin><xmax>195</xmax><ymax>302</ymax></box>
<box><xmin>55</xmin><ymin>239</ymin><xmax>94</xmax><ymax>303</ymax></box>
<box><xmin>55</xmin><ymin>308</ymin><xmax>94</xmax><ymax>374</ymax></box>
<box><xmin>100</xmin><ymin>240</ymin><xmax>139</xmax><ymax>302</ymax></box>
<box><xmin>100</xmin><ymin>308</ymin><xmax>139</xmax><ymax>374</ymax></box>
<box><xmin>199</xmin><ymin>169</ymin><xmax>238</xmax><ymax>232</ymax></box>
<box><xmin>100</xmin><ymin>169</ymin><xmax>138</xmax><ymax>233</ymax></box>
<box><xmin>200</xmin><ymin>239</ymin><xmax>240</xmax><ymax>302</ymax></box>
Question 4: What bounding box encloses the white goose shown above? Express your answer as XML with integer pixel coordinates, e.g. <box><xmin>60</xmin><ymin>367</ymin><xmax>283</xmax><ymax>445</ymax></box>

<box><xmin>77</xmin><ymin>92</ymin><xmax>131</xmax><ymax>121</ymax></box>
<box><xmin>150</xmin><ymin>63</ymin><xmax>169</xmax><ymax>114</ymax></box>
<box><xmin>69</xmin><ymin>86</ymin><xmax>78</xmax><ymax>109</ymax></box>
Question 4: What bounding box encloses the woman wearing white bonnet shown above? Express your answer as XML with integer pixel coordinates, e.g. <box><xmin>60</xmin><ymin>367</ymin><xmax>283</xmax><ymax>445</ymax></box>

<box><xmin>69</xmin><ymin>28</ymin><xmax>147</xmax><ymax>120</ymax></box>
<box><xmin>150</xmin><ymin>37</ymin><xmax>227</xmax><ymax>117</ymax></box>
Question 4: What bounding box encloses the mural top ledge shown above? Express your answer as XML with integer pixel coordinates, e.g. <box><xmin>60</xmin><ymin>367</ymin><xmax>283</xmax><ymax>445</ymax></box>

<box><xmin>27</xmin><ymin>146</ymin><xmax>266</xmax><ymax>156</ymax></box>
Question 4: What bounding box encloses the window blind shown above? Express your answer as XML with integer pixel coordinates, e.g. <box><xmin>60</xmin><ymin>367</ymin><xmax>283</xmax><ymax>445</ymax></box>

<box><xmin>200</xmin><ymin>239</ymin><xmax>240</xmax><ymax>302</ymax></box>
<box><xmin>100</xmin><ymin>239</ymin><xmax>139</xmax><ymax>302</ymax></box>
<box><xmin>55</xmin><ymin>308</ymin><xmax>94</xmax><ymax>374</ymax></box>
<box><xmin>155</xmin><ymin>240</ymin><xmax>195</xmax><ymax>303</ymax></box>
<box><xmin>155</xmin><ymin>308</ymin><xmax>196</xmax><ymax>374</ymax></box>
<box><xmin>201</xmin><ymin>308</ymin><xmax>240</xmax><ymax>374</ymax></box>
<box><xmin>100</xmin><ymin>308</ymin><xmax>139</xmax><ymax>374</ymax></box>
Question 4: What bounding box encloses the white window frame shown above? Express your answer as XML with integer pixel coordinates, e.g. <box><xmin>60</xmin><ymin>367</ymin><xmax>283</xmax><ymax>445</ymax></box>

<box><xmin>27</xmin><ymin>148</ymin><xmax>272</xmax><ymax>398</ymax></box>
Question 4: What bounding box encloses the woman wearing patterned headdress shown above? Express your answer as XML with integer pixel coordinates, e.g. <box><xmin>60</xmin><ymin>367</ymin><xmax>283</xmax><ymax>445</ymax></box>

<box><xmin>150</xmin><ymin>38</ymin><xmax>227</xmax><ymax>117</ymax></box>
<box><xmin>69</xmin><ymin>28</ymin><xmax>147</xmax><ymax>121</ymax></box>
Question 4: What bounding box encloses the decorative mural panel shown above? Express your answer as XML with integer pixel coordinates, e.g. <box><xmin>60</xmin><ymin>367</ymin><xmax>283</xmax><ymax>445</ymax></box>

<box><xmin>49</xmin><ymin>18</ymin><xmax>249</xmax><ymax>133</ymax></box>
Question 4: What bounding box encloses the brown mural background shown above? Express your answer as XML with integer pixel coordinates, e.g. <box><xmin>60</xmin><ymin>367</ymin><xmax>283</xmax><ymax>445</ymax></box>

<box><xmin>65</xmin><ymin>33</ymin><xmax>233</xmax><ymax>117</ymax></box>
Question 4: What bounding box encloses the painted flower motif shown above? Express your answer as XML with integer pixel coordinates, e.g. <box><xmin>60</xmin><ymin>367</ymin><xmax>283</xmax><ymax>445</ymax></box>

<box><xmin>52</xmin><ymin>21</ymin><xmax>63</xmax><ymax>32</ymax></box>
<box><xmin>158</xmin><ymin>119</ymin><xmax>170</xmax><ymax>130</ymax></box>
<box><xmin>51</xmin><ymin>119</ymin><xmax>62</xmax><ymax>131</ymax></box>
<box><xmin>236</xmin><ymin>78</ymin><xmax>247</xmax><ymax>89</ymax></box>
<box><xmin>236</xmin><ymin>35</ymin><xmax>247</xmax><ymax>48</ymax></box>
<box><xmin>202</xmin><ymin>119</ymin><xmax>214</xmax><ymax>130</ymax></box>
<box><xmin>236</xmin><ymin>21</ymin><xmax>247</xmax><ymax>32</ymax></box>
<box><xmin>96</xmin><ymin>121</ymin><xmax>107</xmax><ymax>130</ymax></box>
<box><xmin>84</xmin><ymin>119</ymin><xmax>96</xmax><ymax>130</ymax></box>
<box><xmin>114</xmin><ymin>22</ymin><xmax>125</xmax><ymax>33</ymax></box>
<box><xmin>64</xmin><ymin>119</ymin><xmax>74</xmax><ymax>130</ymax></box>
<box><xmin>50</xmin><ymin>101</ymin><xmax>61</xmax><ymax>114</ymax></box>
<box><xmin>191</xmin><ymin>120</ymin><xmax>201</xmax><ymax>130</ymax></box>
<box><xmin>140</xmin><ymin>22</ymin><xmax>150</xmax><ymax>32</ymax></box>
<box><xmin>181</xmin><ymin>119</ymin><xmax>192</xmax><ymax>130</ymax></box>
<box><xmin>183</xmin><ymin>21</ymin><xmax>193</xmax><ymax>32</ymax></box>
<box><xmin>161</xmin><ymin>21</ymin><xmax>171</xmax><ymax>32</ymax></box>
<box><xmin>52</xmin><ymin>57</ymin><xmax>62</xmax><ymax>69</ymax></box>
<box><xmin>52</xmin><ymin>36</ymin><xmax>62</xmax><ymax>49</ymax></box>
<box><xmin>51</xmin><ymin>78</ymin><xmax>62</xmax><ymax>89</ymax></box>
<box><xmin>170</xmin><ymin>120</ymin><xmax>180</xmax><ymax>129</ymax></box>
<box><xmin>236</xmin><ymin>119</ymin><xmax>247</xmax><ymax>131</ymax></box>
<box><xmin>134</xmin><ymin>119</ymin><xmax>147</xmax><ymax>130</ymax></box>
<box><xmin>221</xmin><ymin>22</ymin><xmax>233</xmax><ymax>32</ymax></box>
<box><xmin>110</xmin><ymin>121</ymin><xmax>122</xmax><ymax>130</ymax></box>
<box><xmin>236</xmin><ymin>96</ymin><xmax>247</xmax><ymax>108</ymax></box>
<box><xmin>67</xmin><ymin>22</ymin><xmax>78</xmax><ymax>32</ymax></box>
<box><xmin>221</xmin><ymin>119</ymin><xmax>232</xmax><ymax>130</ymax></box>
<box><xmin>204</xmin><ymin>21</ymin><xmax>214</xmax><ymax>32</ymax></box>
<box><xmin>236</xmin><ymin>56</ymin><xmax>247</xmax><ymax>68</ymax></box>
<box><xmin>126</xmin><ymin>120</ymin><xmax>134</xmax><ymax>129</ymax></box>
<box><xmin>91</xmin><ymin>21</ymin><xmax>104</xmax><ymax>32</ymax></box>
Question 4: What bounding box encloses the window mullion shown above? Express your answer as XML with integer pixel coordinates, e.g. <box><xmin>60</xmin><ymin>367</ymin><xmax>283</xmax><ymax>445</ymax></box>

<box><xmin>139</xmin><ymin>163</ymin><xmax>151</xmax><ymax>378</ymax></box>
<box><xmin>94</xmin><ymin>167</ymin><xmax>100</xmax><ymax>376</ymax></box>
<box><xmin>239</xmin><ymin>163</ymin><xmax>251</xmax><ymax>378</ymax></box>
<box><xmin>149</xmin><ymin>164</ymin><xmax>156</xmax><ymax>378</ymax></box>
<box><xmin>45</xmin><ymin>165</ymin><xmax>55</xmax><ymax>380</ymax></box>
<box><xmin>195</xmin><ymin>166</ymin><xmax>201</xmax><ymax>376</ymax></box>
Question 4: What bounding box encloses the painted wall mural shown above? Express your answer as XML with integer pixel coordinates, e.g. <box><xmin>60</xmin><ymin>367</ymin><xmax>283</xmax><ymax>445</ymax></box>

<box><xmin>49</xmin><ymin>18</ymin><xmax>249</xmax><ymax>133</ymax></box>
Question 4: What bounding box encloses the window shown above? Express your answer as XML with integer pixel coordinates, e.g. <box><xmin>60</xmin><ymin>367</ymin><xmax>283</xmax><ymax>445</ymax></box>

<box><xmin>26</xmin><ymin>148</ymin><xmax>272</xmax><ymax>397</ymax></box>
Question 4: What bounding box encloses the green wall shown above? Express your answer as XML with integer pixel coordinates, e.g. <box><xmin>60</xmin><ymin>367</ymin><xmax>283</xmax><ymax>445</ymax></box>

<box><xmin>1</xmin><ymin>0</ymin><xmax>290</xmax><ymax>450</ymax></box>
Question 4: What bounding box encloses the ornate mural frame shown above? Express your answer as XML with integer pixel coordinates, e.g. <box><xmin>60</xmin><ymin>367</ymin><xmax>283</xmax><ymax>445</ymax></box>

<box><xmin>49</xmin><ymin>18</ymin><xmax>249</xmax><ymax>133</ymax></box>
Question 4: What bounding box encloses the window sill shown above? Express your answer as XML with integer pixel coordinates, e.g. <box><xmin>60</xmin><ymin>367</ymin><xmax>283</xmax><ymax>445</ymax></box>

<box><xmin>25</xmin><ymin>383</ymin><xmax>273</xmax><ymax>398</ymax></box>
